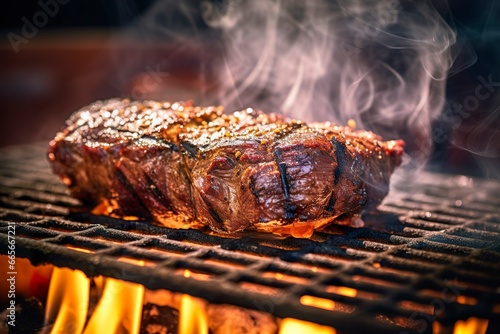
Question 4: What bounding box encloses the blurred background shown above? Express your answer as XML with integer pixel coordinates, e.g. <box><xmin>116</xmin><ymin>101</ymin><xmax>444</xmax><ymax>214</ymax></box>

<box><xmin>0</xmin><ymin>0</ymin><xmax>499</xmax><ymax>178</ymax></box>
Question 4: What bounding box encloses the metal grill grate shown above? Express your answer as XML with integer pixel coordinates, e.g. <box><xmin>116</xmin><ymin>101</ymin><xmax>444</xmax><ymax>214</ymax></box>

<box><xmin>1</xmin><ymin>143</ymin><xmax>500</xmax><ymax>333</ymax></box>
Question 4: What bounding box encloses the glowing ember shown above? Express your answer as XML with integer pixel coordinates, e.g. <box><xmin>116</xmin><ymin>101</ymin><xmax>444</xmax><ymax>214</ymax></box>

<box><xmin>326</xmin><ymin>286</ymin><xmax>357</xmax><ymax>298</ymax></box>
<box><xmin>44</xmin><ymin>267</ymin><xmax>90</xmax><ymax>334</ymax></box>
<box><xmin>288</xmin><ymin>294</ymin><xmax>338</xmax><ymax>333</ymax></box>
<box><xmin>456</xmin><ymin>295</ymin><xmax>478</xmax><ymax>305</ymax></box>
<box><xmin>300</xmin><ymin>295</ymin><xmax>335</xmax><ymax>311</ymax></box>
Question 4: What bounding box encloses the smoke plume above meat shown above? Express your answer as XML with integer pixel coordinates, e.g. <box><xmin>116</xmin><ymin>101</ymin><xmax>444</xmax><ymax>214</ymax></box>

<box><xmin>126</xmin><ymin>0</ymin><xmax>459</xmax><ymax>170</ymax></box>
<box><xmin>199</xmin><ymin>0</ymin><xmax>457</xmax><ymax>168</ymax></box>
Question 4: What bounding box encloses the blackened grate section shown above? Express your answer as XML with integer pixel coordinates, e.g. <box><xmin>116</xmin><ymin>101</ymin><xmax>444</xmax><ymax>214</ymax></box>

<box><xmin>1</xmin><ymin>143</ymin><xmax>500</xmax><ymax>334</ymax></box>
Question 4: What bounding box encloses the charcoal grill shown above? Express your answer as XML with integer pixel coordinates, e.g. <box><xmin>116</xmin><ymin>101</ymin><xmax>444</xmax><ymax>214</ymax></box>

<box><xmin>1</xmin><ymin>143</ymin><xmax>499</xmax><ymax>334</ymax></box>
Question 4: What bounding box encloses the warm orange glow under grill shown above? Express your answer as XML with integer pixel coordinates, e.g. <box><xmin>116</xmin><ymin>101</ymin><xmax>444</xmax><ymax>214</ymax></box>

<box><xmin>42</xmin><ymin>260</ymin><xmax>490</xmax><ymax>334</ymax></box>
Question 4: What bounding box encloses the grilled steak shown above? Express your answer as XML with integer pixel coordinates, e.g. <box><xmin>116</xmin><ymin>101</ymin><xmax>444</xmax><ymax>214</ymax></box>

<box><xmin>48</xmin><ymin>98</ymin><xmax>404</xmax><ymax>237</ymax></box>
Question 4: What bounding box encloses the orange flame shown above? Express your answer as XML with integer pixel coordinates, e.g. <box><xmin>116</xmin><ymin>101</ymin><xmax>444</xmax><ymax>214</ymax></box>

<box><xmin>44</xmin><ymin>267</ymin><xmax>90</xmax><ymax>334</ymax></box>
<box><xmin>452</xmin><ymin>317</ymin><xmax>489</xmax><ymax>334</ymax></box>
<box><xmin>83</xmin><ymin>261</ymin><xmax>145</xmax><ymax>334</ymax></box>
<box><xmin>178</xmin><ymin>270</ymin><xmax>209</xmax><ymax>334</ymax></box>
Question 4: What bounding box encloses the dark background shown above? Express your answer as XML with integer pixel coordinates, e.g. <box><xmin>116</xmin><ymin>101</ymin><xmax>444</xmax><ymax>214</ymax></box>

<box><xmin>0</xmin><ymin>0</ymin><xmax>499</xmax><ymax>178</ymax></box>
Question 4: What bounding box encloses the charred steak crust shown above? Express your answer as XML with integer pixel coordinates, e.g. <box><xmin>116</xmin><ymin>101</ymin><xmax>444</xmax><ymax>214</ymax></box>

<box><xmin>48</xmin><ymin>98</ymin><xmax>404</xmax><ymax>236</ymax></box>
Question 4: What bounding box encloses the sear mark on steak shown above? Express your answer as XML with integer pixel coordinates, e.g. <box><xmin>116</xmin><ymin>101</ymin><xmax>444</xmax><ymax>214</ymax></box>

<box><xmin>48</xmin><ymin>98</ymin><xmax>404</xmax><ymax>238</ymax></box>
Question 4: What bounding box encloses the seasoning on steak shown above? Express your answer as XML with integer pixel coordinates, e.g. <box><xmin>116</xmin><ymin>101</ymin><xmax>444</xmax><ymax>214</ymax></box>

<box><xmin>48</xmin><ymin>98</ymin><xmax>404</xmax><ymax>238</ymax></box>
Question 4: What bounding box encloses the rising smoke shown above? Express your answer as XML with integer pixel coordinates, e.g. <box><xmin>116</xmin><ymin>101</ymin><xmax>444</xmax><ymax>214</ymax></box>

<box><xmin>130</xmin><ymin>0</ymin><xmax>459</xmax><ymax>169</ymax></box>
<box><xmin>201</xmin><ymin>0</ymin><xmax>458</xmax><ymax>168</ymax></box>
